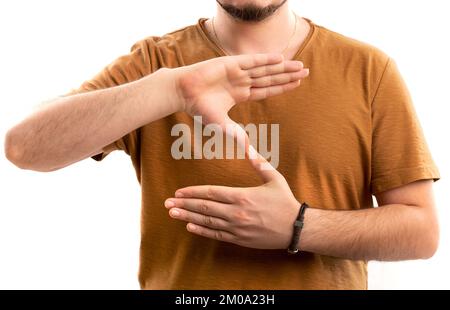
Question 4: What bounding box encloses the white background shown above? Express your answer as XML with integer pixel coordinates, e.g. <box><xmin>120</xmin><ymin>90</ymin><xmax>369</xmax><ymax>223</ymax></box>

<box><xmin>0</xmin><ymin>0</ymin><xmax>449</xmax><ymax>289</ymax></box>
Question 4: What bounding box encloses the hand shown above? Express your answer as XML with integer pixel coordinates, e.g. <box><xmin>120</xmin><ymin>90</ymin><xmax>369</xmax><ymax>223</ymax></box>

<box><xmin>164</xmin><ymin>146</ymin><xmax>301</xmax><ymax>250</ymax></box>
<box><xmin>173</xmin><ymin>54</ymin><xmax>309</xmax><ymax>129</ymax></box>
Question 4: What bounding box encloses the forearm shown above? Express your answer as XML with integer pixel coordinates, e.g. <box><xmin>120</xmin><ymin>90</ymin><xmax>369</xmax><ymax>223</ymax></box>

<box><xmin>4</xmin><ymin>68</ymin><xmax>180</xmax><ymax>172</ymax></box>
<box><xmin>300</xmin><ymin>204</ymin><xmax>439</xmax><ymax>261</ymax></box>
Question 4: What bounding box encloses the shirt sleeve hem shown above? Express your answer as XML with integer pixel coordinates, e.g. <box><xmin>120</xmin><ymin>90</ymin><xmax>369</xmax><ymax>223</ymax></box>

<box><xmin>90</xmin><ymin>141</ymin><xmax>120</xmax><ymax>162</ymax></box>
<box><xmin>91</xmin><ymin>152</ymin><xmax>108</xmax><ymax>162</ymax></box>
<box><xmin>371</xmin><ymin>165</ymin><xmax>440</xmax><ymax>195</ymax></box>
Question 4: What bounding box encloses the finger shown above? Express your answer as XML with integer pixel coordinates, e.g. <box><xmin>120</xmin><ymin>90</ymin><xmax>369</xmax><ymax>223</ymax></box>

<box><xmin>169</xmin><ymin>208</ymin><xmax>230</xmax><ymax>230</ymax></box>
<box><xmin>165</xmin><ymin>198</ymin><xmax>231</xmax><ymax>220</ymax></box>
<box><xmin>251</xmin><ymin>69</ymin><xmax>309</xmax><ymax>88</ymax></box>
<box><xmin>186</xmin><ymin>223</ymin><xmax>235</xmax><ymax>243</ymax></box>
<box><xmin>237</xmin><ymin>53</ymin><xmax>283</xmax><ymax>70</ymax></box>
<box><xmin>247</xmin><ymin>60</ymin><xmax>303</xmax><ymax>78</ymax></box>
<box><xmin>176</xmin><ymin>185</ymin><xmax>243</xmax><ymax>203</ymax></box>
<box><xmin>222</xmin><ymin>118</ymin><xmax>251</xmax><ymax>159</ymax></box>
<box><xmin>247</xmin><ymin>145</ymin><xmax>283</xmax><ymax>183</ymax></box>
<box><xmin>249</xmin><ymin>79</ymin><xmax>302</xmax><ymax>101</ymax></box>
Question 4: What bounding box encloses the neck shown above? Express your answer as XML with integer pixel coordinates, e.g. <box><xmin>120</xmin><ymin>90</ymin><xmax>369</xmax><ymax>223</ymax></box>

<box><xmin>211</xmin><ymin>2</ymin><xmax>299</xmax><ymax>56</ymax></box>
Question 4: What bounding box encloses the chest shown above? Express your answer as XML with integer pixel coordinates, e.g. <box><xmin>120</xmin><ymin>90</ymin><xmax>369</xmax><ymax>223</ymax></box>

<box><xmin>139</xmin><ymin>81</ymin><xmax>371</xmax><ymax>190</ymax></box>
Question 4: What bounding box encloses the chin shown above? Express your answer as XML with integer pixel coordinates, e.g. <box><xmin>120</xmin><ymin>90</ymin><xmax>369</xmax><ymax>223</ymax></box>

<box><xmin>218</xmin><ymin>0</ymin><xmax>278</xmax><ymax>8</ymax></box>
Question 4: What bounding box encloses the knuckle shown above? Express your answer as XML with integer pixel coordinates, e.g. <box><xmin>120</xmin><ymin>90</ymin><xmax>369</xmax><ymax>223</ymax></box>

<box><xmin>214</xmin><ymin>230</ymin><xmax>224</xmax><ymax>241</ymax></box>
<box><xmin>232</xmin><ymin>209</ymin><xmax>250</xmax><ymax>224</ymax></box>
<box><xmin>203</xmin><ymin>215</ymin><xmax>214</xmax><ymax>226</ymax></box>
<box><xmin>200</xmin><ymin>199</ymin><xmax>209</xmax><ymax>214</ymax></box>
<box><xmin>236</xmin><ymin>193</ymin><xmax>250</xmax><ymax>205</ymax></box>
<box><xmin>206</xmin><ymin>186</ymin><xmax>214</xmax><ymax>199</ymax></box>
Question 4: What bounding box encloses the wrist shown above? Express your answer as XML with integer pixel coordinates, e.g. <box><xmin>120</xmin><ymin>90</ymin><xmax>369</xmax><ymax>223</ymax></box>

<box><xmin>141</xmin><ymin>67</ymin><xmax>185</xmax><ymax>115</ymax></box>
<box><xmin>295</xmin><ymin>206</ymin><xmax>316</xmax><ymax>252</ymax></box>
<box><xmin>287</xmin><ymin>202</ymin><xmax>310</xmax><ymax>254</ymax></box>
<box><xmin>158</xmin><ymin>67</ymin><xmax>186</xmax><ymax>114</ymax></box>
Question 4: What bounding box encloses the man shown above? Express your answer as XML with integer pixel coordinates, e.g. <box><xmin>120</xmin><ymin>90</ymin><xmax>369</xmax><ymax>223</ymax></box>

<box><xmin>4</xmin><ymin>0</ymin><xmax>440</xmax><ymax>290</ymax></box>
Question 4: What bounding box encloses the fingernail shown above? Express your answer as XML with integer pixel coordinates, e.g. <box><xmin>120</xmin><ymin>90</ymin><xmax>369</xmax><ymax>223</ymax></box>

<box><xmin>165</xmin><ymin>199</ymin><xmax>175</xmax><ymax>208</ymax></box>
<box><xmin>170</xmin><ymin>209</ymin><xmax>180</xmax><ymax>217</ymax></box>
<box><xmin>175</xmin><ymin>191</ymin><xmax>184</xmax><ymax>198</ymax></box>
<box><xmin>187</xmin><ymin>223</ymin><xmax>196</xmax><ymax>231</ymax></box>
<box><xmin>304</xmin><ymin>68</ymin><xmax>310</xmax><ymax>75</ymax></box>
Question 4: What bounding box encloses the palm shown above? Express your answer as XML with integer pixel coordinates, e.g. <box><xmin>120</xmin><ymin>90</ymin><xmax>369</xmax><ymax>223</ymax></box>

<box><xmin>177</xmin><ymin>54</ymin><xmax>308</xmax><ymax>128</ymax></box>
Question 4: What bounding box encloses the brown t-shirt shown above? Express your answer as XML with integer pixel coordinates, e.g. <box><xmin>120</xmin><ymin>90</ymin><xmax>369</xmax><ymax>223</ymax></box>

<box><xmin>68</xmin><ymin>18</ymin><xmax>440</xmax><ymax>289</ymax></box>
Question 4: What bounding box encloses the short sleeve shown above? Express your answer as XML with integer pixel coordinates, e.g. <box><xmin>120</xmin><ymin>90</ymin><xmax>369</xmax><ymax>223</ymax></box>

<box><xmin>370</xmin><ymin>58</ymin><xmax>440</xmax><ymax>194</ymax></box>
<box><xmin>64</xmin><ymin>41</ymin><xmax>150</xmax><ymax>161</ymax></box>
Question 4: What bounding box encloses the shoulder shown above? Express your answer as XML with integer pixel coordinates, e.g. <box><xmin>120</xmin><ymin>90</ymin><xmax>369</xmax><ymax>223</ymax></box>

<box><xmin>308</xmin><ymin>22</ymin><xmax>393</xmax><ymax>100</ymax></box>
<box><xmin>127</xmin><ymin>22</ymin><xmax>205</xmax><ymax>69</ymax></box>
<box><xmin>313</xmin><ymin>23</ymin><xmax>390</xmax><ymax>69</ymax></box>
<box><xmin>132</xmin><ymin>24</ymin><xmax>198</xmax><ymax>49</ymax></box>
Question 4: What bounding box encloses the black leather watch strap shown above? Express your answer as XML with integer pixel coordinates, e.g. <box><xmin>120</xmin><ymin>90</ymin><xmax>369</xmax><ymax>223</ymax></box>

<box><xmin>287</xmin><ymin>202</ymin><xmax>309</xmax><ymax>254</ymax></box>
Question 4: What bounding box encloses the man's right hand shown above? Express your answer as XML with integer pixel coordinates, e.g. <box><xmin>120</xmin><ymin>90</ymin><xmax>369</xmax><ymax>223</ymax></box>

<box><xmin>4</xmin><ymin>54</ymin><xmax>308</xmax><ymax>172</ymax></box>
<box><xmin>169</xmin><ymin>54</ymin><xmax>309</xmax><ymax>129</ymax></box>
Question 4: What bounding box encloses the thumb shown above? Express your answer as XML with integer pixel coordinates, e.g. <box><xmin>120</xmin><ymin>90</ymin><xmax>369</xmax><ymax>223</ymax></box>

<box><xmin>247</xmin><ymin>145</ymin><xmax>282</xmax><ymax>183</ymax></box>
<box><xmin>222</xmin><ymin>116</ymin><xmax>250</xmax><ymax>159</ymax></box>
<box><xmin>223</xmin><ymin>117</ymin><xmax>281</xmax><ymax>183</ymax></box>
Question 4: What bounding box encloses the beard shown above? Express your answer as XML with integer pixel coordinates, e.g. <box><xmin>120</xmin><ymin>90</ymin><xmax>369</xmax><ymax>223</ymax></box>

<box><xmin>216</xmin><ymin>0</ymin><xmax>288</xmax><ymax>22</ymax></box>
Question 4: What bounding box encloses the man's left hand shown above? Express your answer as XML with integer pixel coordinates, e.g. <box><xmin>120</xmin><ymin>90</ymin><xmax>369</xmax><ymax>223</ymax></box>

<box><xmin>164</xmin><ymin>146</ymin><xmax>301</xmax><ymax>250</ymax></box>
